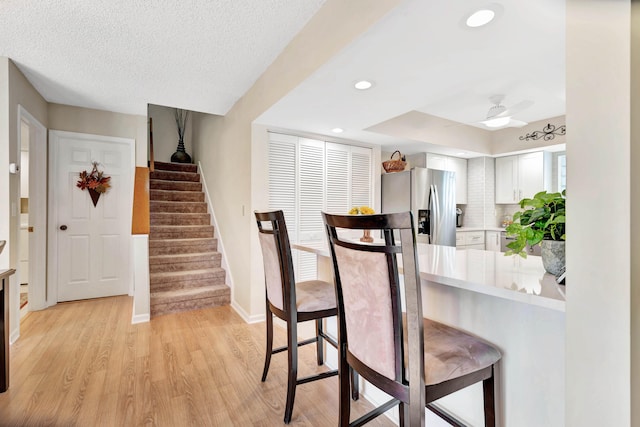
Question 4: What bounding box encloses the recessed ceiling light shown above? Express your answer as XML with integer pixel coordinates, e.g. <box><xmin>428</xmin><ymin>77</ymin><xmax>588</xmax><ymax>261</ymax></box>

<box><xmin>457</xmin><ymin>152</ymin><xmax>466</xmax><ymax>156</ymax></box>
<box><xmin>354</xmin><ymin>80</ymin><xmax>373</xmax><ymax>90</ymax></box>
<box><xmin>332</xmin><ymin>128</ymin><xmax>344</xmax><ymax>133</ymax></box>
<box><xmin>466</xmin><ymin>9</ymin><xmax>495</xmax><ymax>27</ymax></box>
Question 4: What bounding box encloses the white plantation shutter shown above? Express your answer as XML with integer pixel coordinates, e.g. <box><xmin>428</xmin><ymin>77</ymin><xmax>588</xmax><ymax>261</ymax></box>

<box><xmin>326</xmin><ymin>142</ymin><xmax>350</xmax><ymax>214</ymax></box>
<box><xmin>267</xmin><ymin>133</ymin><xmax>373</xmax><ymax>282</ymax></box>
<box><xmin>296</xmin><ymin>138</ymin><xmax>324</xmax><ymax>281</ymax></box>
<box><xmin>268</xmin><ymin>134</ymin><xmax>297</xmax><ymax>240</ymax></box>
<box><xmin>351</xmin><ymin>146</ymin><xmax>372</xmax><ymax>208</ymax></box>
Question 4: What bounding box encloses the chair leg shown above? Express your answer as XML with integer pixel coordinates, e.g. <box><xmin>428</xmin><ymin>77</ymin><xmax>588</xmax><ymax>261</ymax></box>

<box><xmin>338</xmin><ymin>344</ymin><xmax>351</xmax><ymax>427</ymax></box>
<box><xmin>316</xmin><ymin>318</ymin><xmax>324</xmax><ymax>365</ymax></box>
<box><xmin>398</xmin><ymin>402</ymin><xmax>406</xmax><ymax>427</ymax></box>
<box><xmin>284</xmin><ymin>321</ymin><xmax>298</xmax><ymax>424</ymax></box>
<box><xmin>483</xmin><ymin>373</ymin><xmax>496</xmax><ymax>427</ymax></box>
<box><xmin>350</xmin><ymin>367</ymin><xmax>359</xmax><ymax>401</ymax></box>
<box><xmin>261</xmin><ymin>308</ymin><xmax>274</xmax><ymax>382</ymax></box>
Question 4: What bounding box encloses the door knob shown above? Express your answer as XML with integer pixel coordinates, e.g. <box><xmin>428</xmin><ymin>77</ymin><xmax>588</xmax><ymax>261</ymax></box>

<box><xmin>59</xmin><ymin>225</ymin><xmax>67</xmax><ymax>231</ymax></box>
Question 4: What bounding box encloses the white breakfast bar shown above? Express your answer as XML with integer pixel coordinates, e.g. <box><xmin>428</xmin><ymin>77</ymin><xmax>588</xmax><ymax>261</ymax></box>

<box><xmin>293</xmin><ymin>242</ymin><xmax>565</xmax><ymax>427</ymax></box>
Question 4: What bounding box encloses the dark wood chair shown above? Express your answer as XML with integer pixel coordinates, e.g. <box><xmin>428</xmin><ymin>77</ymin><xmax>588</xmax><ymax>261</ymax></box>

<box><xmin>323</xmin><ymin>211</ymin><xmax>501</xmax><ymax>427</ymax></box>
<box><xmin>255</xmin><ymin>210</ymin><xmax>358</xmax><ymax>424</ymax></box>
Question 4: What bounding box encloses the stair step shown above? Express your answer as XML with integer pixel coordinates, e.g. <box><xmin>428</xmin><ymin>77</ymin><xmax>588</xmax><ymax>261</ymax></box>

<box><xmin>150</xmin><ymin>268</ymin><xmax>226</xmax><ymax>290</ymax></box>
<box><xmin>150</xmin><ymin>213</ymin><xmax>211</xmax><ymax>226</ymax></box>
<box><xmin>149</xmin><ymin>238</ymin><xmax>217</xmax><ymax>255</ymax></box>
<box><xmin>150</xmin><ymin>170</ymin><xmax>200</xmax><ymax>182</ymax></box>
<box><xmin>149</xmin><ymin>252</ymin><xmax>221</xmax><ymax>273</ymax></box>
<box><xmin>150</xmin><ymin>189</ymin><xmax>204</xmax><ymax>202</ymax></box>
<box><xmin>150</xmin><ymin>201</ymin><xmax>208</xmax><ymax>213</ymax></box>
<box><xmin>150</xmin><ymin>285</ymin><xmax>231</xmax><ymax>317</ymax></box>
<box><xmin>150</xmin><ymin>180</ymin><xmax>202</xmax><ymax>192</ymax></box>
<box><xmin>147</xmin><ymin>163</ymin><xmax>230</xmax><ymax>318</ymax></box>
<box><xmin>150</xmin><ymin>225</ymin><xmax>214</xmax><ymax>240</ymax></box>
<box><xmin>153</xmin><ymin>161</ymin><xmax>198</xmax><ymax>173</ymax></box>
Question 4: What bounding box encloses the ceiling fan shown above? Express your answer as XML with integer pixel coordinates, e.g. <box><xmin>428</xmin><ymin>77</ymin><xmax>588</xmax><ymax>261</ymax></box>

<box><xmin>477</xmin><ymin>95</ymin><xmax>533</xmax><ymax>129</ymax></box>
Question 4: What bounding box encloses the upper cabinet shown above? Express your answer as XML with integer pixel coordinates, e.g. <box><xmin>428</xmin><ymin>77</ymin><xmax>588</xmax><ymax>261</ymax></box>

<box><xmin>495</xmin><ymin>151</ymin><xmax>552</xmax><ymax>204</ymax></box>
<box><xmin>407</xmin><ymin>153</ymin><xmax>467</xmax><ymax>204</ymax></box>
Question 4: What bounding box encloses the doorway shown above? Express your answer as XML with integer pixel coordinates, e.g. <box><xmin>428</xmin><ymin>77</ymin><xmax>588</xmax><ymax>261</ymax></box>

<box><xmin>48</xmin><ymin>131</ymin><xmax>134</xmax><ymax>302</ymax></box>
<box><xmin>18</xmin><ymin>120</ymin><xmax>29</xmax><ymax>316</ymax></box>
<box><xmin>17</xmin><ymin>106</ymin><xmax>47</xmax><ymax>314</ymax></box>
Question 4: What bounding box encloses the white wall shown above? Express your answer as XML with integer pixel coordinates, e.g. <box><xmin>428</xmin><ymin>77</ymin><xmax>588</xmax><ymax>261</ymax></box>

<box><xmin>3</xmin><ymin>59</ymin><xmax>49</xmax><ymax>342</ymax></box>
<box><xmin>491</xmin><ymin>116</ymin><xmax>566</xmax><ymax>155</ymax></box>
<box><xmin>191</xmin><ymin>0</ymin><xmax>401</xmax><ymax>319</ymax></box>
<box><xmin>632</xmin><ymin>3</ymin><xmax>640</xmax><ymax>424</ymax></box>
<box><xmin>566</xmin><ymin>1</ymin><xmax>632</xmax><ymax>425</ymax></box>
<box><xmin>48</xmin><ymin>103</ymin><xmax>147</xmax><ymax>167</ymax></box>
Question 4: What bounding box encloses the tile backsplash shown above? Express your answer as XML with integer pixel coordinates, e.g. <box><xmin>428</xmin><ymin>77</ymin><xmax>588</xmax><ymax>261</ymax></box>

<box><xmin>462</xmin><ymin>157</ymin><xmax>500</xmax><ymax>228</ymax></box>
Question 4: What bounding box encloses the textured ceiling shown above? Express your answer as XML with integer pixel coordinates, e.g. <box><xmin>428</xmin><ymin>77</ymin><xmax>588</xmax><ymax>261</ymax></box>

<box><xmin>2</xmin><ymin>0</ymin><xmax>566</xmax><ymax>156</ymax></box>
<box><xmin>0</xmin><ymin>0</ymin><xmax>325</xmax><ymax>115</ymax></box>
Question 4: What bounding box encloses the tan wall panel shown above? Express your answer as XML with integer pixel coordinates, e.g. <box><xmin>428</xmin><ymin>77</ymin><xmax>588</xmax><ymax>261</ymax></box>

<box><xmin>131</xmin><ymin>167</ymin><xmax>149</xmax><ymax>235</ymax></box>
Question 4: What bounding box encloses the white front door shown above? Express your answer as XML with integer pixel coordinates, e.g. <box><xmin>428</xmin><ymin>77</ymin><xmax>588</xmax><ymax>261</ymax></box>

<box><xmin>49</xmin><ymin>131</ymin><xmax>134</xmax><ymax>302</ymax></box>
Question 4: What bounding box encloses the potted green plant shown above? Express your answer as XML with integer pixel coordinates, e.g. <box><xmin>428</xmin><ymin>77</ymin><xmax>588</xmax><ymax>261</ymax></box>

<box><xmin>505</xmin><ymin>190</ymin><xmax>566</xmax><ymax>275</ymax></box>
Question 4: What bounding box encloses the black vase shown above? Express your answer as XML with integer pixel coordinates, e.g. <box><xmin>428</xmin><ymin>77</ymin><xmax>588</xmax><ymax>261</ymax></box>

<box><xmin>171</xmin><ymin>139</ymin><xmax>192</xmax><ymax>163</ymax></box>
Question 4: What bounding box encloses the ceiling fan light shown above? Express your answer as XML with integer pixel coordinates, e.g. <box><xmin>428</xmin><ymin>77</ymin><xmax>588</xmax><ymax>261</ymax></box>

<box><xmin>483</xmin><ymin>117</ymin><xmax>511</xmax><ymax>128</ymax></box>
<box><xmin>466</xmin><ymin>9</ymin><xmax>495</xmax><ymax>28</ymax></box>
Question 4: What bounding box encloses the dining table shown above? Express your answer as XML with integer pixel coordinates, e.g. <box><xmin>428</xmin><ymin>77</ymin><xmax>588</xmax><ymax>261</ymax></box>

<box><xmin>293</xmin><ymin>240</ymin><xmax>565</xmax><ymax>427</ymax></box>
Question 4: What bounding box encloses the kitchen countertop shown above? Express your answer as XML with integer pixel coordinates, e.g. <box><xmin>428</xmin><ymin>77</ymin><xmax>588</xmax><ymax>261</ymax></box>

<box><xmin>456</xmin><ymin>226</ymin><xmax>505</xmax><ymax>232</ymax></box>
<box><xmin>293</xmin><ymin>241</ymin><xmax>565</xmax><ymax>312</ymax></box>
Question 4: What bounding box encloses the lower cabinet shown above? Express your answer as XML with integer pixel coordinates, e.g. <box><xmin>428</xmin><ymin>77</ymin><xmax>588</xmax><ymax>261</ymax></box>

<box><xmin>485</xmin><ymin>231</ymin><xmax>501</xmax><ymax>252</ymax></box>
<box><xmin>456</xmin><ymin>231</ymin><xmax>485</xmax><ymax>250</ymax></box>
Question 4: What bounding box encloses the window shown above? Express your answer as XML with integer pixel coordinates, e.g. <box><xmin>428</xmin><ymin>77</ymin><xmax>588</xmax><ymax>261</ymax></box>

<box><xmin>267</xmin><ymin>132</ymin><xmax>373</xmax><ymax>280</ymax></box>
<box><xmin>558</xmin><ymin>154</ymin><xmax>566</xmax><ymax>192</ymax></box>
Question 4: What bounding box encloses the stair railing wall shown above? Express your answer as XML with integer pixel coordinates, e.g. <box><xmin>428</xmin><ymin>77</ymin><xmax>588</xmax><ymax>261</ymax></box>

<box><xmin>198</xmin><ymin>161</ymin><xmax>236</xmax><ymax>310</ymax></box>
<box><xmin>131</xmin><ymin>167</ymin><xmax>150</xmax><ymax>235</ymax></box>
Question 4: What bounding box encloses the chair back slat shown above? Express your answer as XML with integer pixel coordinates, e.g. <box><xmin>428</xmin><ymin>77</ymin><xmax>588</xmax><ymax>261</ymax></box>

<box><xmin>332</xmin><ymin>244</ymin><xmax>396</xmax><ymax>379</ymax></box>
<box><xmin>255</xmin><ymin>210</ymin><xmax>295</xmax><ymax>315</ymax></box>
<box><xmin>257</xmin><ymin>232</ymin><xmax>286</xmax><ymax>311</ymax></box>
<box><xmin>323</xmin><ymin>212</ymin><xmax>425</xmax><ymax>401</ymax></box>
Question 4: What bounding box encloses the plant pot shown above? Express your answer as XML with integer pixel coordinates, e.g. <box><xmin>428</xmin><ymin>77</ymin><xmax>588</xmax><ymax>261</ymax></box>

<box><xmin>88</xmin><ymin>188</ymin><xmax>101</xmax><ymax>207</ymax></box>
<box><xmin>360</xmin><ymin>229</ymin><xmax>374</xmax><ymax>243</ymax></box>
<box><xmin>540</xmin><ymin>240</ymin><xmax>565</xmax><ymax>276</ymax></box>
<box><xmin>171</xmin><ymin>139</ymin><xmax>192</xmax><ymax>164</ymax></box>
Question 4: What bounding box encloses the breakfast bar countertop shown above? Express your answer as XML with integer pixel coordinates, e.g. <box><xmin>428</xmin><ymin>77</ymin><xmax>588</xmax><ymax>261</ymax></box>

<box><xmin>293</xmin><ymin>242</ymin><xmax>565</xmax><ymax>312</ymax></box>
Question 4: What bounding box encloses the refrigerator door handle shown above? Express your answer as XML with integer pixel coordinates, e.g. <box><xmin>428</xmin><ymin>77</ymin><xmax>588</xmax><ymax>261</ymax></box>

<box><xmin>431</xmin><ymin>184</ymin><xmax>440</xmax><ymax>244</ymax></box>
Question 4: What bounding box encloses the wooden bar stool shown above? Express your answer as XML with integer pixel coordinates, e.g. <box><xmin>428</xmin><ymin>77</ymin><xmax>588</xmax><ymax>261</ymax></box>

<box><xmin>323</xmin><ymin>211</ymin><xmax>501</xmax><ymax>426</ymax></box>
<box><xmin>255</xmin><ymin>210</ymin><xmax>357</xmax><ymax>424</ymax></box>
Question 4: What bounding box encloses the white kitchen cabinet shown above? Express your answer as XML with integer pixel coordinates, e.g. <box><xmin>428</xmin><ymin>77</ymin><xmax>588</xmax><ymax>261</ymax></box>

<box><xmin>426</xmin><ymin>153</ymin><xmax>447</xmax><ymax>170</ymax></box>
<box><xmin>495</xmin><ymin>151</ymin><xmax>551</xmax><ymax>204</ymax></box>
<box><xmin>456</xmin><ymin>230</ymin><xmax>485</xmax><ymax>250</ymax></box>
<box><xmin>485</xmin><ymin>231</ymin><xmax>501</xmax><ymax>252</ymax></box>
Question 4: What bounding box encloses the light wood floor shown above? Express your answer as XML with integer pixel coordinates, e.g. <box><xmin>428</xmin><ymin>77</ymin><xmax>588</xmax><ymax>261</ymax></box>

<box><xmin>0</xmin><ymin>296</ymin><xmax>395</xmax><ymax>426</ymax></box>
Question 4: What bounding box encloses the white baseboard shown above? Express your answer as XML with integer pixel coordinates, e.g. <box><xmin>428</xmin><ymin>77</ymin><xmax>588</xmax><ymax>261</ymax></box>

<box><xmin>131</xmin><ymin>313</ymin><xmax>150</xmax><ymax>324</ymax></box>
<box><xmin>231</xmin><ymin>300</ymin><xmax>265</xmax><ymax>324</ymax></box>
<box><xmin>9</xmin><ymin>329</ymin><xmax>19</xmax><ymax>345</ymax></box>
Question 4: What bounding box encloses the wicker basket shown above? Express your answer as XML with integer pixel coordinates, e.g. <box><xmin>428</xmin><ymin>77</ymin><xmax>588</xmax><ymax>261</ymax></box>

<box><xmin>382</xmin><ymin>150</ymin><xmax>407</xmax><ymax>173</ymax></box>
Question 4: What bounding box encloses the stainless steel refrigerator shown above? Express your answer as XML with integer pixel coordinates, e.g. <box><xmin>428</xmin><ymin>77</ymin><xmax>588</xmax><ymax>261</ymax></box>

<box><xmin>381</xmin><ymin>168</ymin><xmax>456</xmax><ymax>246</ymax></box>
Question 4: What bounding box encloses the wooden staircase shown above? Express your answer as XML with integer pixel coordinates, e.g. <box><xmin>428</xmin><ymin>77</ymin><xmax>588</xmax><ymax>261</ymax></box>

<box><xmin>149</xmin><ymin>161</ymin><xmax>230</xmax><ymax>317</ymax></box>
